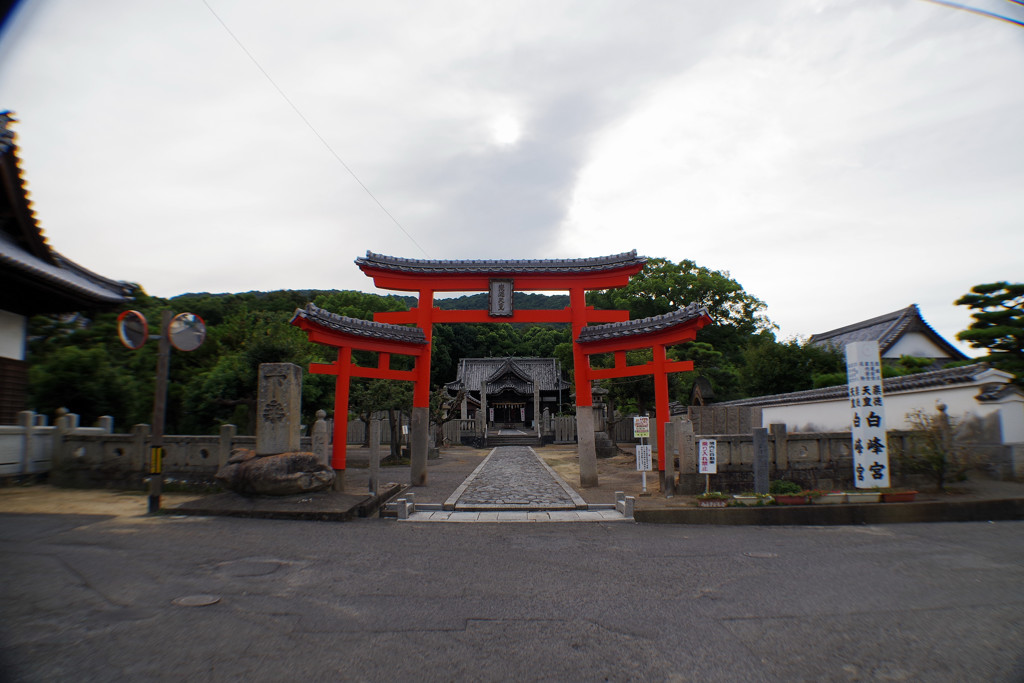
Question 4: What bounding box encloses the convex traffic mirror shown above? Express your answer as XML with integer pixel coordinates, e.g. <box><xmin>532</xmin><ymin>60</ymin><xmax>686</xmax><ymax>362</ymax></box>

<box><xmin>117</xmin><ymin>310</ymin><xmax>149</xmax><ymax>350</ymax></box>
<box><xmin>168</xmin><ymin>313</ymin><xmax>206</xmax><ymax>352</ymax></box>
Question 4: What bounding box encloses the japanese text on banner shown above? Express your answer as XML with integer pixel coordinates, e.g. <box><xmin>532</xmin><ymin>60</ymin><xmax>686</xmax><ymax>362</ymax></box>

<box><xmin>698</xmin><ymin>439</ymin><xmax>717</xmax><ymax>474</ymax></box>
<box><xmin>845</xmin><ymin>341</ymin><xmax>890</xmax><ymax>488</ymax></box>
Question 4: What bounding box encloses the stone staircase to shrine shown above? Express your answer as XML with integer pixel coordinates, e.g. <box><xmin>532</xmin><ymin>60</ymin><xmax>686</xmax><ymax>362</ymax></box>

<box><xmin>484</xmin><ymin>432</ymin><xmax>544</xmax><ymax>448</ymax></box>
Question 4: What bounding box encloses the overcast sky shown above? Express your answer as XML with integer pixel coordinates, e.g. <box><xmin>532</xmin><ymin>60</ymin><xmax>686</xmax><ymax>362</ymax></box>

<box><xmin>1</xmin><ymin>0</ymin><xmax>1022</xmax><ymax>355</ymax></box>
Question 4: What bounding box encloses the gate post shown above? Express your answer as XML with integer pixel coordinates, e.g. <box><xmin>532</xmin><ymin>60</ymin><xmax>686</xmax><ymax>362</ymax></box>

<box><xmin>577</xmin><ymin>406</ymin><xmax>598</xmax><ymax>487</ymax></box>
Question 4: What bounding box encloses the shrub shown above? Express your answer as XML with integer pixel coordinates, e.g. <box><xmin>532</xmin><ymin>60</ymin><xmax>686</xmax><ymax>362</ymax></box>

<box><xmin>898</xmin><ymin>406</ymin><xmax>975</xmax><ymax>491</ymax></box>
<box><xmin>769</xmin><ymin>480</ymin><xmax>802</xmax><ymax>495</ymax></box>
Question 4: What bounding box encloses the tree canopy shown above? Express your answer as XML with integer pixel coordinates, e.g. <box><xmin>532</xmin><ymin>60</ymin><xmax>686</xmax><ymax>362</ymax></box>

<box><xmin>25</xmin><ymin>256</ymin><xmax>952</xmax><ymax>436</ymax></box>
<box><xmin>956</xmin><ymin>281</ymin><xmax>1024</xmax><ymax>381</ymax></box>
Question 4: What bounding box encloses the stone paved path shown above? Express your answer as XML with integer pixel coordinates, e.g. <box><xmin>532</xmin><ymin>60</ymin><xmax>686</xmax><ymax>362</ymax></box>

<box><xmin>445</xmin><ymin>446</ymin><xmax>588</xmax><ymax>511</ymax></box>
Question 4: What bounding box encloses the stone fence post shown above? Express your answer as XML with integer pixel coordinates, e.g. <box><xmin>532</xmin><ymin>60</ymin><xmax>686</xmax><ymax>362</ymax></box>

<box><xmin>131</xmin><ymin>424</ymin><xmax>151</xmax><ymax>475</ymax></box>
<box><xmin>218</xmin><ymin>424</ymin><xmax>237</xmax><ymax>469</ymax></box>
<box><xmin>312</xmin><ymin>410</ymin><xmax>329</xmax><ymax>467</ymax></box>
<box><xmin>18</xmin><ymin>410</ymin><xmax>34</xmax><ymax>475</ymax></box>
<box><xmin>770</xmin><ymin>423</ymin><xmax>788</xmax><ymax>469</ymax></box>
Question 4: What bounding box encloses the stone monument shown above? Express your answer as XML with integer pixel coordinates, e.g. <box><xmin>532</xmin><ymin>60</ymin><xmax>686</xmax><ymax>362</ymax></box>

<box><xmin>215</xmin><ymin>363</ymin><xmax>335</xmax><ymax>495</ymax></box>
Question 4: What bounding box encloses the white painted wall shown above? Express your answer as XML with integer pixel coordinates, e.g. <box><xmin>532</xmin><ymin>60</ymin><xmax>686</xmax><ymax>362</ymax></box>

<box><xmin>884</xmin><ymin>332</ymin><xmax>950</xmax><ymax>359</ymax></box>
<box><xmin>762</xmin><ymin>382</ymin><xmax>1004</xmax><ymax>433</ymax></box>
<box><xmin>0</xmin><ymin>309</ymin><xmax>26</xmax><ymax>360</ymax></box>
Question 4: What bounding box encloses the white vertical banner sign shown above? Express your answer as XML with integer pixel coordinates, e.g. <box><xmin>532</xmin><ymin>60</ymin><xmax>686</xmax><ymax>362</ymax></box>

<box><xmin>634</xmin><ymin>416</ymin><xmax>652</xmax><ymax>493</ymax></box>
<box><xmin>845</xmin><ymin>341</ymin><xmax>890</xmax><ymax>488</ymax></box>
<box><xmin>635</xmin><ymin>444</ymin><xmax>652</xmax><ymax>471</ymax></box>
<box><xmin>698</xmin><ymin>439</ymin><xmax>717</xmax><ymax>474</ymax></box>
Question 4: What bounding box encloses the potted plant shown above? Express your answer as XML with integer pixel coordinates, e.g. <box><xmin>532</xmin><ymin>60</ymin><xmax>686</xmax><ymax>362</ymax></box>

<box><xmin>696</xmin><ymin>491</ymin><xmax>730</xmax><ymax>508</ymax></box>
<box><xmin>769</xmin><ymin>480</ymin><xmax>808</xmax><ymax>504</ymax></box>
<box><xmin>880</xmin><ymin>488</ymin><xmax>918</xmax><ymax>503</ymax></box>
<box><xmin>733</xmin><ymin>492</ymin><xmax>773</xmax><ymax>506</ymax></box>
<box><xmin>813</xmin><ymin>491</ymin><xmax>847</xmax><ymax>505</ymax></box>
<box><xmin>845</xmin><ymin>488</ymin><xmax>881</xmax><ymax>504</ymax></box>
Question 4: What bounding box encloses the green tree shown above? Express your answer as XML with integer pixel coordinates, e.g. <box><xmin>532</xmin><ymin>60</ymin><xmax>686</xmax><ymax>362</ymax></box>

<box><xmin>955</xmin><ymin>282</ymin><xmax>1024</xmax><ymax>381</ymax></box>
<box><xmin>741</xmin><ymin>334</ymin><xmax>845</xmax><ymax>397</ymax></box>
<box><xmin>587</xmin><ymin>257</ymin><xmax>773</xmax><ymax>403</ymax></box>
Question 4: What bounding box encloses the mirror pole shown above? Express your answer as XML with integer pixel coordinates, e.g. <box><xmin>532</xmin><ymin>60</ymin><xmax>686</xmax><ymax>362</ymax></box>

<box><xmin>149</xmin><ymin>310</ymin><xmax>173</xmax><ymax>514</ymax></box>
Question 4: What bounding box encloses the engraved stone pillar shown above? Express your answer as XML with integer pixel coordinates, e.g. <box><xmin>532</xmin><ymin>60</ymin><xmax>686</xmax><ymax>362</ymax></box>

<box><xmin>753</xmin><ymin>428</ymin><xmax>770</xmax><ymax>494</ymax></box>
<box><xmin>256</xmin><ymin>363</ymin><xmax>302</xmax><ymax>456</ymax></box>
<box><xmin>480</xmin><ymin>381</ymin><xmax>488</xmax><ymax>432</ymax></box>
<box><xmin>534</xmin><ymin>383</ymin><xmax>541</xmax><ymax>437</ymax></box>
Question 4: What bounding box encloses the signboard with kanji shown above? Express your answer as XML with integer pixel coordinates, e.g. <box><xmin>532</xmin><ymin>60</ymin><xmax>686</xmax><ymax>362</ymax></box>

<box><xmin>846</xmin><ymin>341</ymin><xmax>890</xmax><ymax>488</ymax></box>
<box><xmin>633</xmin><ymin>416</ymin><xmax>650</xmax><ymax>439</ymax></box>
<box><xmin>488</xmin><ymin>279</ymin><xmax>514</xmax><ymax>317</ymax></box>
<box><xmin>635</xmin><ymin>444</ymin><xmax>652</xmax><ymax>471</ymax></box>
<box><xmin>698</xmin><ymin>439</ymin><xmax>717</xmax><ymax>474</ymax></box>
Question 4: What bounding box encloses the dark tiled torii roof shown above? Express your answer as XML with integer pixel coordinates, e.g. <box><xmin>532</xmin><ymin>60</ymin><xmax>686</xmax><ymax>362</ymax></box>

<box><xmin>291</xmin><ymin>303</ymin><xmax>427</xmax><ymax>344</ymax></box>
<box><xmin>808</xmin><ymin>304</ymin><xmax>966</xmax><ymax>360</ymax></box>
<box><xmin>356</xmin><ymin>250</ymin><xmax>647</xmax><ymax>275</ymax></box>
<box><xmin>576</xmin><ymin>303</ymin><xmax>709</xmax><ymax>343</ymax></box>
<box><xmin>0</xmin><ymin>112</ymin><xmax>133</xmax><ymax>315</ymax></box>
<box><xmin>713</xmin><ymin>363</ymin><xmax>1002</xmax><ymax>408</ymax></box>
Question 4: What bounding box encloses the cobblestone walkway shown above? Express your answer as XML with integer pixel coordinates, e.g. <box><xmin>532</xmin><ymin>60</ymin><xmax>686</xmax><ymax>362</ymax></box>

<box><xmin>444</xmin><ymin>446</ymin><xmax>588</xmax><ymax>511</ymax></box>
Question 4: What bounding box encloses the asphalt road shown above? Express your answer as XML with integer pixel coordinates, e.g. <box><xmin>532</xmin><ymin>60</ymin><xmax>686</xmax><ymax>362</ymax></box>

<box><xmin>1</xmin><ymin>514</ymin><xmax>1022</xmax><ymax>682</ymax></box>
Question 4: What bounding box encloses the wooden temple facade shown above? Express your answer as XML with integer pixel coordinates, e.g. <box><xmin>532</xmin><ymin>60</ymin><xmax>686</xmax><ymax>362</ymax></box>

<box><xmin>444</xmin><ymin>357</ymin><xmax>571</xmax><ymax>429</ymax></box>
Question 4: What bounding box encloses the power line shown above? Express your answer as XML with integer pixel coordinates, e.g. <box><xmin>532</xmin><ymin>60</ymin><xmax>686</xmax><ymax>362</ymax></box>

<box><xmin>201</xmin><ymin>0</ymin><xmax>429</xmax><ymax>257</ymax></box>
<box><xmin>920</xmin><ymin>0</ymin><xmax>1024</xmax><ymax>27</ymax></box>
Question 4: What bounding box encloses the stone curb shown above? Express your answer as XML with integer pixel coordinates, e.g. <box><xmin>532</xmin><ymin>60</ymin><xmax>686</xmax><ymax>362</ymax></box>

<box><xmin>634</xmin><ymin>498</ymin><xmax>1024</xmax><ymax>525</ymax></box>
<box><xmin>529</xmin><ymin>446</ymin><xmax>588</xmax><ymax>509</ymax></box>
<box><xmin>442</xmin><ymin>448</ymin><xmax>496</xmax><ymax>510</ymax></box>
<box><xmin>173</xmin><ymin>482</ymin><xmax>404</xmax><ymax>522</ymax></box>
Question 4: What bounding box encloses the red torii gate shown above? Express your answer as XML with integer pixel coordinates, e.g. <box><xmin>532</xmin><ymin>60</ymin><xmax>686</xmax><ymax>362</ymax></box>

<box><xmin>292</xmin><ymin>250</ymin><xmax>714</xmax><ymax>492</ymax></box>
<box><xmin>575</xmin><ymin>304</ymin><xmax>712</xmax><ymax>483</ymax></box>
<box><xmin>290</xmin><ymin>304</ymin><xmax>428</xmax><ymax>479</ymax></box>
<box><xmin>355</xmin><ymin>251</ymin><xmax>645</xmax><ymax>487</ymax></box>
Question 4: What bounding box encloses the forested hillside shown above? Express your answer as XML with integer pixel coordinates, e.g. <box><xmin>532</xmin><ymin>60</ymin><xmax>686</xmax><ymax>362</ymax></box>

<box><xmin>26</xmin><ymin>258</ymin><xmax>871</xmax><ymax>435</ymax></box>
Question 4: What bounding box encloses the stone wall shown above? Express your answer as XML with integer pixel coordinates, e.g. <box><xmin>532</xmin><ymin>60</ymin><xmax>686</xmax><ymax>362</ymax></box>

<box><xmin>0</xmin><ymin>412</ymin><xmax>316</xmax><ymax>488</ymax></box>
<box><xmin>670</xmin><ymin>418</ymin><xmax>1015</xmax><ymax>494</ymax></box>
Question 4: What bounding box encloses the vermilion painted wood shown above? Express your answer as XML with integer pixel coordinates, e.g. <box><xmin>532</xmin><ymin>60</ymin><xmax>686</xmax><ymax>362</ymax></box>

<box><xmin>292</xmin><ymin>315</ymin><xmax>426</xmax><ymax>470</ymax></box>
<box><xmin>356</xmin><ymin>267</ymin><xmax>644</xmax><ymax>293</ymax></box>
<box><xmin>374</xmin><ymin>307</ymin><xmax>630</xmax><ymax>325</ymax></box>
<box><xmin>576</xmin><ymin>312</ymin><xmax>711</xmax><ymax>473</ymax></box>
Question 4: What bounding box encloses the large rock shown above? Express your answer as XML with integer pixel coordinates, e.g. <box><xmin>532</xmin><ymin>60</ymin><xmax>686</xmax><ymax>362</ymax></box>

<box><xmin>215</xmin><ymin>449</ymin><xmax>335</xmax><ymax>496</ymax></box>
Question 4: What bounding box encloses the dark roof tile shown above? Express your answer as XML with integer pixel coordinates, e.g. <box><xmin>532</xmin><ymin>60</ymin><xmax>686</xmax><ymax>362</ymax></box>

<box><xmin>717</xmin><ymin>363</ymin><xmax>1000</xmax><ymax>408</ymax></box>
<box><xmin>576</xmin><ymin>303</ymin><xmax>709</xmax><ymax>343</ymax></box>
<box><xmin>291</xmin><ymin>303</ymin><xmax>427</xmax><ymax>344</ymax></box>
<box><xmin>356</xmin><ymin>250</ymin><xmax>646</xmax><ymax>275</ymax></box>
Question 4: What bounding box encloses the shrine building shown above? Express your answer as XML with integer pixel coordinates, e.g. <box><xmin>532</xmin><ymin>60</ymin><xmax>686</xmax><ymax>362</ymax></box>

<box><xmin>444</xmin><ymin>357</ymin><xmax>571</xmax><ymax>427</ymax></box>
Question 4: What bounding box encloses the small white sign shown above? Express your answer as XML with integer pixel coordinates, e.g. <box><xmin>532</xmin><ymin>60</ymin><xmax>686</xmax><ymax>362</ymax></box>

<box><xmin>633</xmin><ymin>416</ymin><xmax>650</xmax><ymax>439</ymax></box>
<box><xmin>698</xmin><ymin>439</ymin><xmax>717</xmax><ymax>474</ymax></box>
<box><xmin>636</xmin><ymin>444</ymin><xmax>652</xmax><ymax>471</ymax></box>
